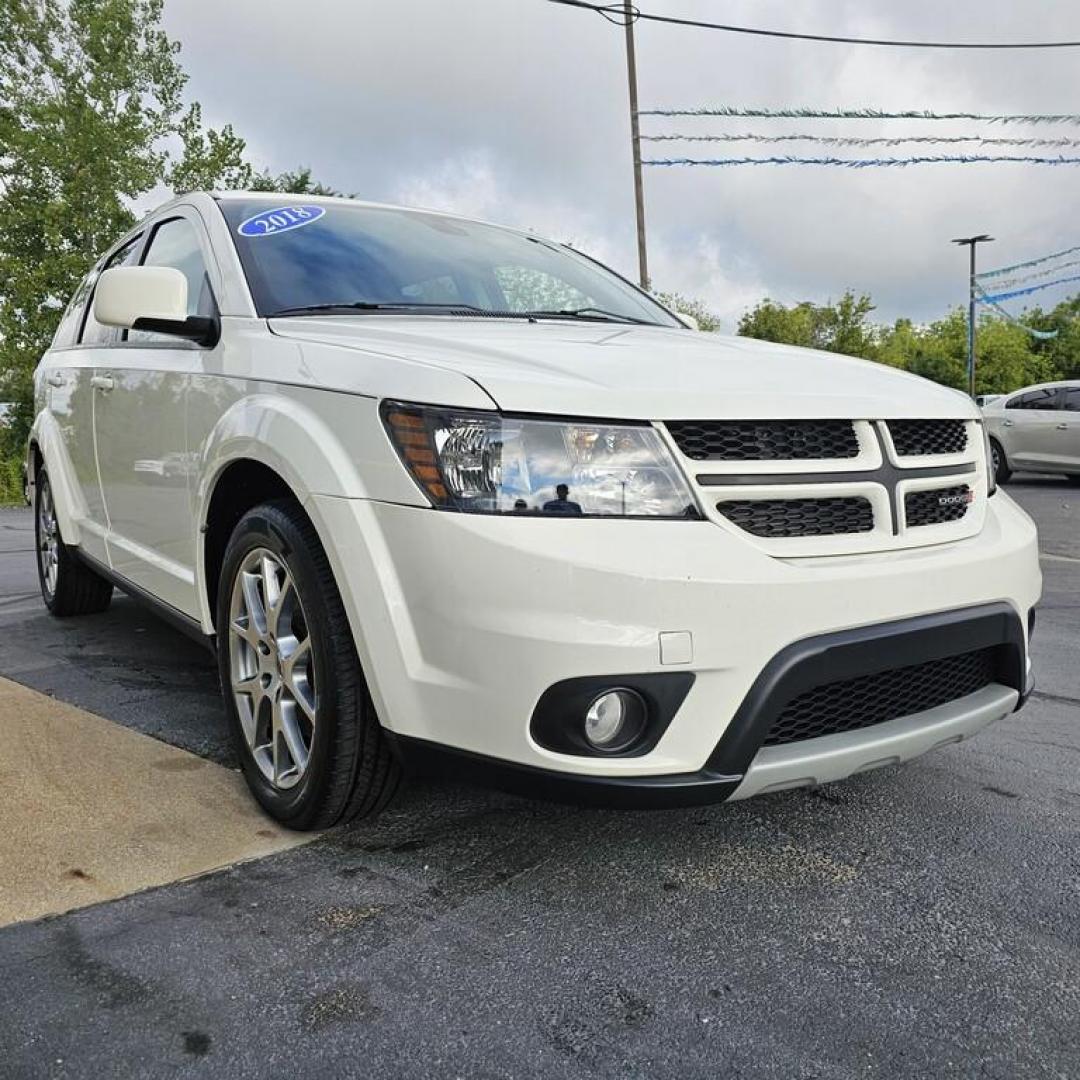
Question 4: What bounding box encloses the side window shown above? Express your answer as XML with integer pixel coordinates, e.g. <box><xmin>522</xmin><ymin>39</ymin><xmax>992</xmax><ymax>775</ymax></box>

<box><xmin>1006</xmin><ymin>388</ymin><xmax>1058</xmax><ymax>410</ymax></box>
<box><xmin>52</xmin><ymin>272</ymin><xmax>96</xmax><ymax>348</ymax></box>
<box><xmin>493</xmin><ymin>266</ymin><xmax>593</xmax><ymax>313</ymax></box>
<box><xmin>1062</xmin><ymin>387</ymin><xmax>1080</xmax><ymax>412</ymax></box>
<box><xmin>80</xmin><ymin>236</ymin><xmax>143</xmax><ymax>345</ymax></box>
<box><xmin>141</xmin><ymin>217</ymin><xmax>215</xmax><ymax>318</ymax></box>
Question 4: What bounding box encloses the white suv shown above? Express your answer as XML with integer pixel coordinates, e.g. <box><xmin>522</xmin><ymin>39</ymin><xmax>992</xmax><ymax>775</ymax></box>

<box><xmin>29</xmin><ymin>193</ymin><xmax>1042</xmax><ymax>829</ymax></box>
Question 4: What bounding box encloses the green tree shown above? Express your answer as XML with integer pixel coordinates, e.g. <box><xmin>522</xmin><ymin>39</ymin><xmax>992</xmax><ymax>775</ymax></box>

<box><xmin>249</xmin><ymin>166</ymin><xmax>343</xmax><ymax>196</ymax></box>
<box><xmin>654</xmin><ymin>291</ymin><xmax>721</xmax><ymax>332</ymax></box>
<box><xmin>0</xmin><ymin>0</ymin><xmax>258</xmax><ymax>454</ymax></box>
<box><xmin>738</xmin><ymin>292</ymin><xmax>876</xmax><ymax>356</ymax></box>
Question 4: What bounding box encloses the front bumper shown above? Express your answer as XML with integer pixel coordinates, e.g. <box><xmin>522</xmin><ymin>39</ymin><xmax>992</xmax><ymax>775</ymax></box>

<box><xmin>307</xmin><ymin>488</ymin><xmax>1041</xmax><ymax>801</ymax></box>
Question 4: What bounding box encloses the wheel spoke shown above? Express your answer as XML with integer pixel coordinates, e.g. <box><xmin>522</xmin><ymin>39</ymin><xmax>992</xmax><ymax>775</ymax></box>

<box><xmin>240</xmin><ymin>569</ymin><xmax>267</xmax><ymax>636</ymax></box>
<box><xmin>278</xmin><ymin>702</ymin><xmax>310</xmax><ymax>775</ymax></box>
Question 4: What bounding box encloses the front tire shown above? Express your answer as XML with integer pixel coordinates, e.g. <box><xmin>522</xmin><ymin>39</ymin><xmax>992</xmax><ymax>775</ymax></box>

<box><xmin>216</xmin><ymin>500</ymin><xmax>400</xmax><ymax>830</ymax></box>
<box><xmin>35</xmin><ymin>469</ymin><xmax>113</xmax><ymax>616</ymax></box>
<box><xmin>990</xmin><ymin>439</ymin><xmax>1012</xmax><ymax>484</ymax></box>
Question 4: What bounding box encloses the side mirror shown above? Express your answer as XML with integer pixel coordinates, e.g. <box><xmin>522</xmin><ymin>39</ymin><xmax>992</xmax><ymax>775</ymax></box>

<box><xmin>93</xmin><ymin>266</ymin><xmax>218</xmax><ymax>347</ymax></box>
<box><xmin>674</xmin><ymin>310</ymin><xmax>700</xmax><ymax>331</ymax></box>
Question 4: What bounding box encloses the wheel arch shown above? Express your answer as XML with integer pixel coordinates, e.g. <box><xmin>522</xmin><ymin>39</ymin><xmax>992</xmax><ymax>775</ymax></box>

<box><xmin>27</xmin><ymin>411</ymin><xmax>82</xmax><ymax>545</ymax></box>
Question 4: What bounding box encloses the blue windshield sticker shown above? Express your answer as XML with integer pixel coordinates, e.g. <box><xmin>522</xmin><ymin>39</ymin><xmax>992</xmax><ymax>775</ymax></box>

<box><xmin>237</xmin><ymin>204</ymin><xmax>326</xmax><ymax>238</ymax></box>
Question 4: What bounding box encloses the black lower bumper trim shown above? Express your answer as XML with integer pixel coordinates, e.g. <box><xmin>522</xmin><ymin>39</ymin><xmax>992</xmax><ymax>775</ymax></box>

<box><xmin>387</xmin><ymin>734</ymin><xmax>742</xmax><ymax>810</ymax></box>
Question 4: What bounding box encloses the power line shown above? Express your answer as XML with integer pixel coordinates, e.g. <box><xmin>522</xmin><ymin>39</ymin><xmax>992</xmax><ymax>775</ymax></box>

<box><xmin>640</xmin><ymin>107</ymin><xmax>1080</xmax><ymax>124</ymax></box>
<box><xmin>546</xmin><ymin>0</ymin><xmax>1080</xmax><ymax>49</ymax></box>
<box><xmin>644</xmin><ymin>154</ymin><xmax>1080</xmax><ymax>168</ymax></box>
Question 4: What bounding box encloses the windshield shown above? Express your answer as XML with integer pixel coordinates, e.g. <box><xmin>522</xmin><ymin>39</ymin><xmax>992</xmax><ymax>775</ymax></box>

<box><xmin>217</xmin><ymin>198</ymin><xmax>680</xmax><ymax>326</ymax></box>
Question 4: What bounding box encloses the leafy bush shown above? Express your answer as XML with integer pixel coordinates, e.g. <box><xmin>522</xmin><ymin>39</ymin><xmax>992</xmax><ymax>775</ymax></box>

<box><xmin>0</xmin><ymin>457</ymin><xmax>24</xmax><ymax>506</ymax></box>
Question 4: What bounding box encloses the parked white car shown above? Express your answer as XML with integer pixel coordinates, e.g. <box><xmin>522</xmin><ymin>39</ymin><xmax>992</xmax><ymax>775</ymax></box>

<box><xmin>981</xmin><ymin>380</ymin><xmax>1080</xmax><ymax>484</ymax></box>
<box><xmin>29</xmin><ymin>193</ymin><xmax>1042</xmax><ymax>828</ymax></box>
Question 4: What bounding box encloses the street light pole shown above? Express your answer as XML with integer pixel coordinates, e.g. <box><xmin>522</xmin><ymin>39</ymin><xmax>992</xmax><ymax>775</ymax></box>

<box><xmin>951</xmin><ymin>234</ymin><xmax>994</xmax><ymax>399</ymax></box>
<box><xmin>622</xmin><ymin>0</ymin><xmax>649</xmax><ymax>291</ymax></box>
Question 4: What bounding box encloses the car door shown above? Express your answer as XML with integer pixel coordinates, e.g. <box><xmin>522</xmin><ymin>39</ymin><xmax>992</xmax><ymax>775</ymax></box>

<box><xmin>45</xmin><ymin>236</ymin><xmax>144</xmax><ymax>565</ymax></box>
<box><xmin>1056</xmin><ymin>386</ymin><xmax>1080</xmax><ymax>472</ymax></box>
<box><xmin>93</xmin><ymin>211</ymin><xmax>220</xmax><ymax>617</ymax></box>
<box><xmin>1000</xmin><ymin>386</ymin><xmax>1062</xmax><ymax>470</ymax></box>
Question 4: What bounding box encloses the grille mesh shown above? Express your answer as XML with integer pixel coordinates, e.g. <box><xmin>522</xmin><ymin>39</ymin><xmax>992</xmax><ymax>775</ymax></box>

<box><xmin>888</xmin><ymin>419</ymin><xmax>968</xmax><ymax>456</ymax></box>
<box><xmin>667</xmin><ymin>420</ymin><xmax>859</xmax><ymax>461</ymax></box>
<box><xmin>763</xmin><ymin>648</ymin><xmax>997</xmax><ymax>747</ymax></box>
<box><xmin>905</xmin><ymin>485</ymin><xmax>972</xmax><ymax>527</ymax></box>
<box><xmin>716</xmin><ymin>496</ymin><xmax>873</xmax><ymax>538</ymax></box>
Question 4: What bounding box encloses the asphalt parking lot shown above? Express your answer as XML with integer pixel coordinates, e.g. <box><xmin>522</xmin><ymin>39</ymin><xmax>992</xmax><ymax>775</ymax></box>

<box><xmin>0</xmin><ymin>479</ymin><xmax>1077</xmax><ymax>1079</ymax></box>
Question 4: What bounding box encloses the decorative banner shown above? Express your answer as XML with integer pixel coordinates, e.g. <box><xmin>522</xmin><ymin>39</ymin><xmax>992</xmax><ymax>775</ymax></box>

<box><xmin>642</xmin><ymin>133</ymin><xmax>1080</xmax><ymax>149</ymax></box>
<box><xmin>974</xmin><ymin>256</ymin><xmax>1080</xmax><ymax>292</ymax></box>
<box><xmin>975</xmin><ymin>243</ymin><xmax>1080</xmax><ymax>279</ymax></box>
<box><xmin>644</xmin><ymin>155</ymin><xmax>1080</xmax><ymax>167</ymax></box>
<box><xmin>974</xmin><ymin>286</ymin><xmax>1059</xmax><ymax>338</ymax></box>
<box><xmin>641</xmin><ymin>107</ymin><xmax>1080</xmax><ymax>124</ymax></box>
<box><xmin>976</xmin><ymin>272</ymin><xmax>1080</xmax><ymax>304</ymax></box>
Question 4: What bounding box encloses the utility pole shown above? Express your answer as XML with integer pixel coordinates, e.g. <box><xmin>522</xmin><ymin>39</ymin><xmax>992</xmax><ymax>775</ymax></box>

<box><xmin>951</xmin><ymin>234</ymin><xmax>994</xmax><ymax>399</ymax></box>
<box><xmin>623</xmin><ymin>0</ymin><xmax>649</xmax><ymax>290</ymax></box>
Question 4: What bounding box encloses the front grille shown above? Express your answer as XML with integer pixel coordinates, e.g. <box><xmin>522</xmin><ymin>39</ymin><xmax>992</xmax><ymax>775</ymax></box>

<box><xmin>763</xmin><ymin>648</ymin><xmax>997</xmax><ymax>747</ymax></box>
<box><xmin>716</xmin><ymin>496</ymin><xmax>873</xmax><ymax>538</ymax></box>
<box><xmin>888</xmin><ymin>419</ymin><xmax>967</xmax><ymax>456</ymax></box>
<box><xmin>905</xmin><ymin>485</ymin><xmax>972</xmax><ymax>527</ymax></box>
<box><xmin>666</xmin><ymin>420</ymin><xmax>859</xmax><ymax>461</ymax></box>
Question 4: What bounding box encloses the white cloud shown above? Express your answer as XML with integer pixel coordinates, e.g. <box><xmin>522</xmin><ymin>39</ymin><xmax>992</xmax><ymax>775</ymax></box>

<box><xmin>163</xmin><ymin>0</ymin><xmax>1080</xmax><ymax>324</ymax></box>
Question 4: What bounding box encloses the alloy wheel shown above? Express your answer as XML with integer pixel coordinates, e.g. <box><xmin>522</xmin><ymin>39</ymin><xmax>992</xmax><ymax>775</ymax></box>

<box><xmin>37</xmin><ymin>477</ymin><xmax>60</xmax><ymax>599</ymax></box>
<box><xmin>228</xmin><ymin>548</ymin><xmax>317</xmax><ymax>789</ymax></box>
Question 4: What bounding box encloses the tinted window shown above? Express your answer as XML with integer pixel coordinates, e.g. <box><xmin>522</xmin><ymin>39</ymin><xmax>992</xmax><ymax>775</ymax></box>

<box><xmin>126</xmin><ymin>217</ymin><xmax>216</xmax><ymax>344</ymax></box>
<box><xmin>52</xmin><ymin>273</ymin><xmax>95</xmax><ymax>348</ymax></box>
<box><xmin>1062</xmin><ymin>387</ymin><xmax>1080</xmax><ymax>412</ymax></box>
<box><xmin>141</xmin><ymin>217</ymin><xmax>215</xmax><ymax>317</ymax></box>
<box><xmin>80</xmin><ymin>235</ymin><xmax>143</xmax><ymax>345</ymax></box>
<box><xmin>218</xmin><ymin>199</ymin><xmax>679</xmax><ymax>327</ymax></box>
<box><xmin>1006</xmin><ymin>388</ymin><xmax>1058</xmax><ymax>410</ymax></box>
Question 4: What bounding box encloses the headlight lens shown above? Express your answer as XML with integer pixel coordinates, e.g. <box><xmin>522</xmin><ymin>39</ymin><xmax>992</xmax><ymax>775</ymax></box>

<box><xmin>980</xmin><ymin>421</ymin><xmax>997</xmax><ymax>496</ymax></box>
<box><xmin>382</xmin><ymin>401</ymin><xmax>700</xmax><ymax>518</ymax></box>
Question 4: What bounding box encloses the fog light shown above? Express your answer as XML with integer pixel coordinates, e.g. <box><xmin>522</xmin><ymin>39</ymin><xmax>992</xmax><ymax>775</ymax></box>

<box><xmin>584</xmin><ymin>689</ymin><xmax>647</xmax><ymax>752</ymax></box>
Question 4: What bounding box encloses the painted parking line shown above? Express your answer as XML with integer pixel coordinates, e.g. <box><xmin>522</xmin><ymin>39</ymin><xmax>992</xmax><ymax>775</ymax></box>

<box><xmin>0</xmin><ymin>677</ymin><xmax>311</xmax><ymax>927</ymax></box>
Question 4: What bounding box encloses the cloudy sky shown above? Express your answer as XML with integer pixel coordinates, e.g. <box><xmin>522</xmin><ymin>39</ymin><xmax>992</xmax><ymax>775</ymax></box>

<box><xmin>164</xmin><ymin>0</ymin><xmax>1080</xmax><ymax>328</ymax></box>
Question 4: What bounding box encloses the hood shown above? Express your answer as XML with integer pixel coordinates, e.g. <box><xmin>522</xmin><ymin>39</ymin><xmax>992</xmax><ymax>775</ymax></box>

<box><xmin>269</xmin><ymin>316</ymin><xmax>975</xmax><ymax>421</ymax></box>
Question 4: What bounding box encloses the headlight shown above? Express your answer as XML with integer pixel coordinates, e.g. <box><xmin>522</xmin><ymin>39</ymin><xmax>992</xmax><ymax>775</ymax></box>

<box><xmin>381</xmin><ymin>401</ymin><xmax>700</xmax><ymax>518</ymax></box>
<box><xmin>979</xmin><ymin>421</ymin><xmax>997</xmax><ymax>496</ymax></box>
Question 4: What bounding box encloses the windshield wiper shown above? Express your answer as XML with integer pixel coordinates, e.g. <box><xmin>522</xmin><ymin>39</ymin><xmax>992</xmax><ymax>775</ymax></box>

<box><xmin>268</xmin><ymin>302</ymin><xmax>658</xmax><ymax>326</ymax></box>
<box><xmin>522</xmin><ymin>307</ymin><xmax>654</xmax><ymax>325</ymax></box>
<box><xmin>268</xmin><ymin>301</ymin><xmax>489</xmax><ymax>317</ymax></box>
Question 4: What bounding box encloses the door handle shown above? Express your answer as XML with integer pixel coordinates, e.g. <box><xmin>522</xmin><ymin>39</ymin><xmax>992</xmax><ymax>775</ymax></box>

<box><xmin>90</xmin><ymin>374</ymin><xmax>114</xmax><ymax>392</ymax></box>
<box><xmin>1057</xmin><ymin>423</ymin><xmax>1069</xmax><ymax>430</ymax></box>
<box><xmin>46</xmin><ymin>373</ymin><xmax>65</xmax><ymax>388</ymax></box>
<box><xmin>1002</xmin><ymin>419</ymin><xmax>1013</xmax><ymax>427</ymax></box>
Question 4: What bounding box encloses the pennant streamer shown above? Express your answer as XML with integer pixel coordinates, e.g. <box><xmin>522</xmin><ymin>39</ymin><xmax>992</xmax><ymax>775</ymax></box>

<box><xmin>976</xmin><ymin>272</ymin><xmax>1080</xmax><ymax>304</ymax></box>
<box><xmin>973</xmin><ymin>256</ymin><xmax>1080</xmax><ymax>293</ymax></box>
<box><xmin>641</xmin><ymin>107</ymin><xmax>1080</xmax><ymax>124</ymax></box>
<box><xmin>641</xmin><ymin>133</ymin><xmax>1080</xmax><ymax>149</ymax></box>
<box><xmin>644</xmin><ymin>155</ymin><xmax>1080</xmax><ymax>168</ymax></box>
<box><xmin>973</xmin><ymin>289</ymin><xmax>1059</xmax><ymax>338</ymax></box>
<box><xmin>975</xmin><ymin>243</ymin><xmax>1080</xmax><ymax>279</ymax></box>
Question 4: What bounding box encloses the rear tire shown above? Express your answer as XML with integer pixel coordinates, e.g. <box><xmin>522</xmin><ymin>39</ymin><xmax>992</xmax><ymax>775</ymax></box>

<box><xmin>990</xmin><ymin>439</ymin><xmax>1012</xmax><ymax>484</ymax></box>
<box><xmin>216</xmin><ymin>499</ymin><xmax>401</xmax><ymax>830</ymax></box>
<box><xmin>35</xmin><ymin>469</ymin><xmax>113</xmax><ymax>616</ymax></box>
